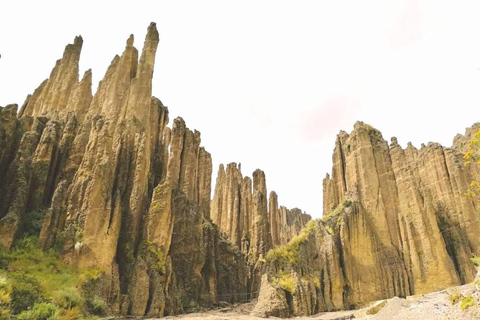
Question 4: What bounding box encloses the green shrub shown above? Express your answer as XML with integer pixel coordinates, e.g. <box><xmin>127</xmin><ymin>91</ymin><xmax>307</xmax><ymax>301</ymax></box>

<box><xmin>14</xmin><ymin>236</ymin><xmax>39</xmax><ymax>252</ymax></box>
<box><xmin>86</xmin><ymin>298</ymin><xmax>107</xmax><ymax>316</ymax></box>
<box><xmin>302</xmin><ymin>275</ymin><xmax>320</xmax><ymax>288</ymax></box>
<box><xmin>10</xmin><ymin>272</ymin><xmax>43</xmax><ymax>314</ymax></box>
<box><xmin>52</xmin><ymin>288</ymin><xmax>83</xmax><ymax>309</ymax></box>
<box><xmin>1</xmin><ymin>236</ymin><xmax>105</xmax><ymax>319</ymax></box>
<box><xmin>342</xmin><ymin>199</ymin><xmax>352</xmax><ymax>207</ymax></box>
<box><xmin>322</xmin><ymin>198</ymin><xmax>352</xmax><ymax>221</ymax></box>
<box><xmin>0</xmin><ymin>275</ymin><xmax>11</xmax><ymax>305</ymax></box>
<box><xmin>271</xmin><ymin>272</ymin><xmax>296</xmax><ymax>293</ymax></box>
<box><xmin>0</xmin><ymin>307</ymin><xmax>10</xmax><ymax>320</ymax></box>
<box><xmin>0</xmin><ymin>276</ymin><xmax>11</xmax><ymax>320</ymax></box>
<box><xmin>447</xmin><ymin>289</ymin><xmax>463</xmax><ymax>305</ymax></box>
<box><xmin>266</xmin><ymin>221</ymin><xmax>315</xmax><ymax>265</ymax></box>
<box><xmin>53</xmin><ymin>306</ymin><xmax>81</xmax><ymax>320</ymax></box>
<box><xmin>278</xmin><ymin>275</ymin><xmax>295</xmax><ymax>293</ymax></box>
<box><xmin>325</xmin><ymin>225</ymin><xmax>334</xmax><ymax>235</ymax></box>
<box><xmin>77</xmin><ymin>267</ymin><xmax>102</xmax><ymax>286</ymax></box>
<box><xmin>23</xmin><ymin>210</ymin><xmax>46</xmax><ymax>238</ymax></box>
<box><xmin>460</xmin><ymin>295</ymin><xmax>476</xmax><ymax>311</ymax></box>
<box><xmin>17</xmin><ymin>302</ymin><xmax>57</xmax><ymax>320</ymax></box>
<box><xmin>0</xmin><ymin>290</ymin><xmax>10</xmax><ymax>305</ymax></box>
<box><xmin>140</xmin><ymin>241</ymin><xmax>167</xmax><ymax>274</ymax></box>
<box><xmin>471</xmin><ymin>254</ymin><xmax>480</xmax><ymax>267</ymax></box>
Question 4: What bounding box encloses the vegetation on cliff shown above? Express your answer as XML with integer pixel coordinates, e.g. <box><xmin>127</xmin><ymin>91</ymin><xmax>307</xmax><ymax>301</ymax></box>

<box><xmin>1</xmin><ymin>20</ymin><xmax>479</xmax><ymax>319</ymax></box>
<box><xmin>256</xmin><ymin>122</ymin><xmax>480</xmax><ymax>317</ymax></box>
<box><xmin>265</xmin><ymin>220</ymin><xmax>315</xmax><ymax>266</ymax></box>
<box><xmin>465</xmin><ymin>129</ymin><xmax>480</xmax><ymax>212</ymax></box>
<box><xmin>0</xmin><ymin>236</ymin><xmax>105</xmax><ymax>319</ymax></box>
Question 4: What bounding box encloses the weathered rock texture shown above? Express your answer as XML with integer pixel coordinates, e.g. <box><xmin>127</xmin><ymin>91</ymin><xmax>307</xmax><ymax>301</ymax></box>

<box><xmin>452</xmin><ymin>122</ymin><xmax>480</xmax><ymax>153</ymax></box>
<box><xmin>269</xmin><ymin>192</ymin><xmax>312</xmax><ymax>248</ymax></box>
<box><xmin>209</xmin><ymin>164</ymin><xmax>311</xmax><ymax>298</ymax></box>
<box><xmin>259</xmin><ymin>121</ymin><xmax>480</xmax><ymax>317</ymax></box>
<box><xmin>4</xmin><ymin>22</ymin><xmax>477</xmax><ymax>319</ymax></box>
<box><xmin>0</xmin><ymin>24</ymin><xmax>261</xmax><ymax>317</ymax></box>
<box><xmin>210</xmin><ymin>163</ymin><xmax>311</xmax><ymax>261</ymax></box>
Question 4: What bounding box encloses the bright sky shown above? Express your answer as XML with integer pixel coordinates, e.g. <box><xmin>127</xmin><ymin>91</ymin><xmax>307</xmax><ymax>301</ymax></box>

<box><xmin>1</xmin><ymin>1</ymin><xmax>480</xmax><ymax>218</ymax></box>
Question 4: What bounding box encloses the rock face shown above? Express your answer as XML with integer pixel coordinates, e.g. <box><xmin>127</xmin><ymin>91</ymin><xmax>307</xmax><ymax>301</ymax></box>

<box><xmin>452</xmin><ymin>122</ymin><xmax>480</xmax><ymax>153</ymax></box>
<box><xmin>0</xmin><ymin>23</ymin><xmax>259</xmax><ymax>317</ymax></box>
<box><xmin>209</xmin><ymin>164</ymin><xmax>311</xmax><ymax>297</ymax></box>
<box><xmin>210</xmin><ymin>163</ymin><xmax>311</xmax><ymax>261</ymax></box>
<box><xmin>269</xmin><ymin>192</ymin><xmax>312</xmax><ymax>247</ymax></box>
<box><xmin>252</xmin><ymin>274</ymin><xmax>290</xmax><ymax>318</ymax></box>
<box><xmin>3</xmin><ymin>22</ymin><xmax>478</xmax><ymax>319</ymax></box>
<box><xmin>258</xmin><ymin>121</ymin><xmax>480</xmax><ymax>317</ymax></box>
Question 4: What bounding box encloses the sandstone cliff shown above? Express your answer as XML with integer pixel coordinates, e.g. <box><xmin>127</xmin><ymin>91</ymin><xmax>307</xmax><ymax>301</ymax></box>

<box><xmin>258</xmin><ymin>122</ymin><xmax>480</xmax><ymax>317</ymax></box>
<box><xmin>2</xmin><ymin>22</ymin><xmax>479</xmax><ymax>319</ymax></box>
<box><xmin>211</xmin><ymin>163</ymin><xmax>311</xmax><ymax>261</ymax></box>
<box><xmin>0</xmin><ymin>24</ymin><xmax>251</xmax><ymax>317</ymax></box>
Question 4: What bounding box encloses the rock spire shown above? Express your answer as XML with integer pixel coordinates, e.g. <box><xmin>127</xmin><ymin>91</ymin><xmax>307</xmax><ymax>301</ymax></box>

<box><xmin>257</xmin><ymin>122</ymin><xmax>480</xmax><ymax>317</ymax></box>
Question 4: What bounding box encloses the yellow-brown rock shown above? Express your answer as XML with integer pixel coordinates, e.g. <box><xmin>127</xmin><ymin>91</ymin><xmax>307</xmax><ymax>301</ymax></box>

<box><xmin>211</xmin><ymin>164</ymin><xmax>311</xmax><ymax>262</ymax></box>
<box><xmin>5</xmin><ymin>22</ymin><xmax>480</xmax><ymax>319</ymax></box>
<box><xmin>269</xmin><ymin>191</ymin><xmax>312</xmax><ymax>247</ymax></box>
<box><xmin>252</xmin><ymin>274</ymin><xmax>290</xmax><ymax>318</ymax></box>
<box><xmin>0</xmin><ymin>105</ymin><xmax>23</xmax><ymax>183</ymax></box>
<box><xmin>29</xmin><ymin>118</ymin><xmax>62</xmax><ymax>209</ymax></box>
<box><xmin>21</xmin><ymin>37</ymin><xmax>83</xmax><ymax>117</ymax></box>
<box><xmin>250</xmin><ymin>169</ymin><xmax>272</xmax><ymax>260</ymax></box>
<box><xmin>259</xmin><ymin>122</ymin><xmax>480</xmax><ymax>317</ymax></box>
<box><xmin>0</xmin><ymin>23</ymin><xmax>253</xmax><ymax>318</ymax></box>
<box><xmin>197</xmin><ymin>147</ymin><xmax>212</xmax><ymax>218</ymax></box>
<box><xmin>452</xmin><ymin>122</ymin><xmax>480</xmax><ymax>153</ymax></box>
<box><xmin>38</xmin><ymin>179</ymin><xmax>68</xmax><ymax>250</ymax></box>
<box><xmin>0</xmin><ymin>116</ymin><xmax>47</xmax><ymax>248</ymax></box>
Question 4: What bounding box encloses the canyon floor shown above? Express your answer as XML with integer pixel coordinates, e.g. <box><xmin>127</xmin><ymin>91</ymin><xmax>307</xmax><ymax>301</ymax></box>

<box><xmin>111</xmin><ymin>279</ymin><xmax>479</xmax><ymax>320</ymax></box>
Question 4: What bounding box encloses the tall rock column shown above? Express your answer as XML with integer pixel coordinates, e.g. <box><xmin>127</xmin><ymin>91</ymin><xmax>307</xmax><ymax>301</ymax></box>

<box><xmin>197</xmin><ymin>147</ymin><xmax>212</xmax><ymax>218</ymax></box>
<box><xmin>0</xmin><ymin>117</ymin><xmax>47</xmax><ymax>248</ymax></box>
<box><xmin>0</xmin><ymin>105</ymin><xmax>23</xmax><ymax>183</ymax></box>
<box><xmin>210</xmin><ymin>163</ymin><xmax>243</xmax><ymax>247</ymax></box>
<box><xmin>389</xmin><ymin>138</ymin><xmax>459</xmax><ymax>294</ymax></box>
<box><xmin>249</xmin><ymin>170</ymin><xmax>272</xmax><ymax>260</ymax></box>
<box><xmin>1</xmin><ymin>22</ymin><xmax>253</xmax><ymax>317</ymax></box>
<box><xmin>269</xmin><ymin>192</ymin><xmax>280</xmax><ymax>246</ymax></box>
<box><xmin>211</xmin><ymin>164</ymin><xmax>310</xmax><ymax>257</ymax></box>
<box><xmin>21</xmin><ymin>37</ymin><xmax>83</xmax><ymax>117</ymax></box>
<box><xmin>414</xmin><ymin>143</ymin><xmax>478</xmax><ymax>282</ymax></box>
<box><xmin>320</xmin><ymin>121</ymin><xmax>480</xmax><ymax>311</ymax></box>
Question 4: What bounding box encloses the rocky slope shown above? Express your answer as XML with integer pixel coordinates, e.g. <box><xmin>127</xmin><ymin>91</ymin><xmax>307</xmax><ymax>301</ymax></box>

<box><xmin>258</xmin><ymin>122</ymin><xmax>480</xmax><ymax>317</ymax></box>
<box><xmin>0</xmin><ymin>23</ymin><xmax>310</xmax><ymax>317</ymax></box>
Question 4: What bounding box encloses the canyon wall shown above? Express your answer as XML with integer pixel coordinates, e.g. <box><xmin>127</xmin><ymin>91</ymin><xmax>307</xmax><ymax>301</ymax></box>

<box><xmin>0</xmin><ymin>23</ymin><xmax>310</xmax><ymax>318</ymax></box>
<box><xmin>259</xmin><ymin>122</ymin><xmax>480</xmax><ymax>317</ymax></box>
<box><xmin>0</xmin><ymin>24</ymin><xmax>252</xmax><ymax>317</ymax></box>
<box><xmin>211</xmin><ymin>163</ymin><xmax>311</xmax><ymax>261</ymax></box>
<box><xmin>2</xmin><ymin>22</ymin><xmax>478</xmax><ymax>319</ymax></box>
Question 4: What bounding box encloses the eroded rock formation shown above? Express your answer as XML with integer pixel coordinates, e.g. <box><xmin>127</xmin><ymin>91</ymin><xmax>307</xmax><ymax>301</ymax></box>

<box><xmin>0</xmin><ymin>23</ymin><xmax>256</xmax><ymax>317</ymax></box>
<box><xmin>259</xmin><ymin>122</ymin><xmax>480</xmax><ymax>317</ymax></box>
<box><xmin>211</xmin><ymin>163</ymin><xmax>311</xmax><ymax>260</ymax></box>
<box><xmin>2</xmin><ymin>21</ymin><xmax>478</xmax><ymax>319</ymax></box>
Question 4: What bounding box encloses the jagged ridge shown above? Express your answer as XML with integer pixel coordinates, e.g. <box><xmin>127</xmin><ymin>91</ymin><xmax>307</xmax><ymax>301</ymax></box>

<box><xmin>256</xmin><ymin>121</ymin><xmax>480</xmax><ymax>317</ymax></box>
<box><xmin>0</xmin><ymin>23</ymin><xmax>310</xmax><ymax>317</ymax></box>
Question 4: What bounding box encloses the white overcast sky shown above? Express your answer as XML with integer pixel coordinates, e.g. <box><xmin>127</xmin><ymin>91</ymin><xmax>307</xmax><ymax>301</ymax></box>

<box><xmin>1</xmin><ymin>1</ymin><xmax>480</xmax><ymax>218</ymax></box>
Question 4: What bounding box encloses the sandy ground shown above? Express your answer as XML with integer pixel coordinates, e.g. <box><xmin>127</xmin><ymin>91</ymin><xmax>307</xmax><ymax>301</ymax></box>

<box><xmin>364</xmin><ymin>283</ymin><xmax>480</xmax><ymax>320</ymax></box>
<box><xmin>112</xmin><ymin>281</ymin><xmax>479</xmax><ymax>320</ymax></box>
